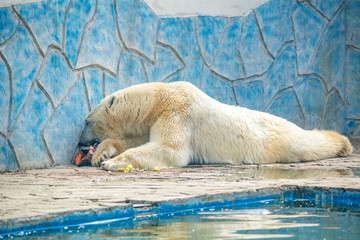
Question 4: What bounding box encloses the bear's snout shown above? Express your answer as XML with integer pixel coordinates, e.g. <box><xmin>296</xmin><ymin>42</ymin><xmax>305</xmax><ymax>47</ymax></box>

<box><xmin>79</xmin><ymin>121</ymin><xmax>99</xmax><ymax>147</ymax></box>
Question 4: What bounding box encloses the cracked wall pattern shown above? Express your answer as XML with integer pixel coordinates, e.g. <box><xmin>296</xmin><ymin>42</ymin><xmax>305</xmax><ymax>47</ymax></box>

<box><xmin>0</xmin><ymin>0</ymin><xmax>359</xmax><ymax>171</ymax></box>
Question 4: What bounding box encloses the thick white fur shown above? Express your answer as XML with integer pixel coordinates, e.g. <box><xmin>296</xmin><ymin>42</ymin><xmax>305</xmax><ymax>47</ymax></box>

<box><xmin>85</xmin><ymin>81</ymin><xmax>353</xmax><ymax>170</ymax></box>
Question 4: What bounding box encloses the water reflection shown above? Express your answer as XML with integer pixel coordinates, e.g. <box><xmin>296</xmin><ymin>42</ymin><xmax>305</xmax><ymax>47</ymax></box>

<box><xmin>87</xmin><ymin>206</ymin><xmax>358</xmax><ymax>240</ymax></box>
<box><xmin>6</xmin><ymin>203</ymin><xmax>360</xmax><ymax>240</ymax></box>
<box><xmin>240</xmin><ymin>168</ymin><xmax>353</xmax><ymax>179</ymax></box>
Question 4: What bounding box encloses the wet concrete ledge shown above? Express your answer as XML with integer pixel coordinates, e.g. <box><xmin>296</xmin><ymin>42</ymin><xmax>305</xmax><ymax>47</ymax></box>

<box><xmin>0</xmin><ymin>139</ymin><xmax>359</xmax><ymax>234</ymax></box>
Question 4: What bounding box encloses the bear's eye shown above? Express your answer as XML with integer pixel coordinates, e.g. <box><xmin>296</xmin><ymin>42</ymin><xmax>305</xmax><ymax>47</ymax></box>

<box><xmin>105</xmin><ymin>107</ymin><xmax>109</xmax><ymax>115</ymax></box>
<box><xmin>108</xmin><ymin>96</ymin><xmax>116</xmax><ymax>108</ymax></box>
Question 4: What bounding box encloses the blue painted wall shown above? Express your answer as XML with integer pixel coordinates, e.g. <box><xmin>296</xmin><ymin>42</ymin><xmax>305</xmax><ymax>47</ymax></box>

<box><xmin>0</xmin><ymin>0</ymin><xmax>359</xmax><ymax>171</ymax></box>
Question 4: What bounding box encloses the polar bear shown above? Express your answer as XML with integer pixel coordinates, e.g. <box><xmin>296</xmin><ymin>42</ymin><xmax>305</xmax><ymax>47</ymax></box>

<box><xmin>78</xmin><ymin>81</ymin><xmax>353</xmax><ymax>171</ymax></box>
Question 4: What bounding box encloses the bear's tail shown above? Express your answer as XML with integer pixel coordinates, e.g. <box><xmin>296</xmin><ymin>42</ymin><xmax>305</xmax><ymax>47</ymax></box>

<box><xmin>291</xmin><ymin>130</ymin><xmax>353</xmax><ymax>162</ymax></box>
<box><xmin>321</xmin><ymin>130</ymin><xmax>353</xmax><ymax>157</ymax></box>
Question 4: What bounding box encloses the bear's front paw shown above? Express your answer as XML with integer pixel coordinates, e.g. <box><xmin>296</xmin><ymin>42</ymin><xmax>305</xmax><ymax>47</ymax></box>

<box><xmin>101</xmin><ymin>152</ymin><xmax>140</xmax><ymax>171</ymax></box>
<box><xmin>91</xmin><ymin>152</ymin><xmax>110</xmax><ymax>167</ymax></box>
<box><xmin>101</xmin><ymin>159</ymin><xmax>128</xmax><ymax>171</ymax></box>
<box><xmin>91</xmin><ymin>142</ymin><xmax>119</xmax><ymax>167</ymax></box>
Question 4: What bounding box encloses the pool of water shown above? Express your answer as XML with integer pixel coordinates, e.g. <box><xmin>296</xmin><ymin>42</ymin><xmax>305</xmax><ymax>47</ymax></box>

<box><xmin>2</xmin><ymin>189</ymin><xmax>360</xmax><ymax>239</ymax></box>
<box><xmin>237</xmin><ymin>167</ymin><xmax>354</xmax><ymax>179</ymax></box>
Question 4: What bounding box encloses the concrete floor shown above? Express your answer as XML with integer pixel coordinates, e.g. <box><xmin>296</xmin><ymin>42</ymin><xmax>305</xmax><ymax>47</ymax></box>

<box><xmin>1</xmin><ymin>139</ymin><xmax>359</xmax><ymax>231</ymax></box>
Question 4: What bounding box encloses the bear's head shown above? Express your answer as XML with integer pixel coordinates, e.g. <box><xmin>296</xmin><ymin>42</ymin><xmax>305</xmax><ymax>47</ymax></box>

<box><xmin>79</xmin><ymin>94</ymin><xmax>119</xmax><ymax>147</ymax></box>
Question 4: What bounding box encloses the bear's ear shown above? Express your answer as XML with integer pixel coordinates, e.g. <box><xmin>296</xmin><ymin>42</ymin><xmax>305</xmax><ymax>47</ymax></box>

<box><xmin>106</xmin><ymin>95</ymin><xmax>118</xmax><ymax>109</ymax></box>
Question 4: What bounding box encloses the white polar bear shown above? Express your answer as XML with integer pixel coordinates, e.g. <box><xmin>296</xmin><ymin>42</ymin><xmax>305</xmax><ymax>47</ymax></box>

<box><xmin>79</xmin><ymin>81</ymin><xmax>353</xmax><ymax>171</ymax></box>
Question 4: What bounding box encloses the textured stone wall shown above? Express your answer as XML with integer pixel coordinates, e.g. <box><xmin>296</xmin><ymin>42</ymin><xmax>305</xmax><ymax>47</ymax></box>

<box><xmin>0</xmin><ymin>0</ymin><xmax>359</xmax><ymax>171</ymax></box>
